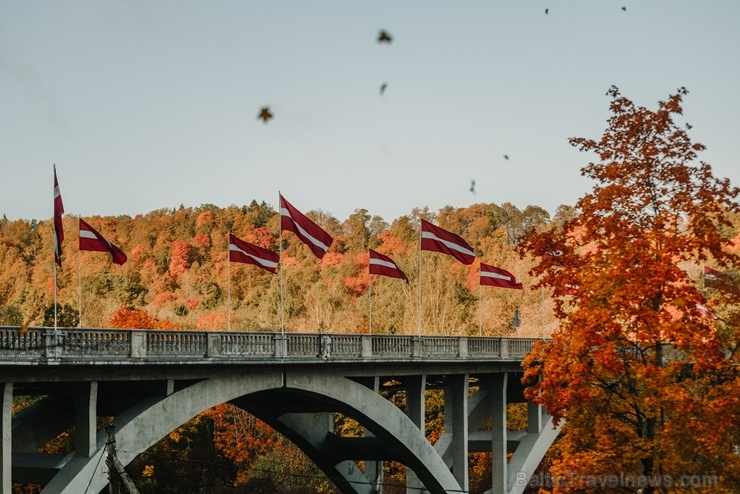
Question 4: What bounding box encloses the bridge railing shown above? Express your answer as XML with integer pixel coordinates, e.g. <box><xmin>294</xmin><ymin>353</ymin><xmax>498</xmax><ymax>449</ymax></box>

<box><xmin>0</xmin><ymin>326</ymin><xmax>543</xmax><ymax>363</ymax></box>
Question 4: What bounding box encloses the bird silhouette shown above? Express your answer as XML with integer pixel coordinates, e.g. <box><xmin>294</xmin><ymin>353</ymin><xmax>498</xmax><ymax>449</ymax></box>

<box><xmin>378</xmin><ymin>30</ymin><xmax>392</xmax><ymax>43</ymax></box>
<box><xmin>504</xmin><ymin>155</ymin><xmax>509</xmax><ymax>161</ymax></box>
<box><xmin>380</xmin><ymin>82</ymin><xmax>388</xmax><ymax>95</ymax></box>
<box><xmin>258</xmin><ymin>106</ymin><xmax>273</xmax><ymax>123</ymax></box>
<box><xmin>621</xmin><ymin>6</ymin><xmax>627</xmax><ymax>11</ymax></box>
<box><xmin>545</xmin><ymin>8</ymin><xmax>549</xmax><ymax>14</ymax></box>
<box><xmin>686</xmin><ymin>123</ymin><xmax>693</xmax><ymax>129</ymax></box>
<box><xmin>470</xmin><ymin>180</ymin><xmax>476</xmax><ymax>194</ymax></box>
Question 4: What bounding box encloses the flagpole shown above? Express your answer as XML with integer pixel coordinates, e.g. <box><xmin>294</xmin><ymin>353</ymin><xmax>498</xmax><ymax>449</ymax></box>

<box><xmin>416</xmin><ymin>224</ymin><xmax>423</xmax><ymax>337</ymax></box>
<box><xmin>368</xmin><ymin>272</ymin><xmax>373</xmax><ymax>335</ymax></box>
<box><xmin>278</xmin><ymin>192</ymin><xmax>285</xmax><ymax>335</ymax></box>
<box><xmin>54</xmin><ymin>249</ymin><xmax>58</xmax><ymax>332</ymax></box>
<box><xmin>479</xmin><ymin>282</ymin><xmax>482</xmax><ymax>337</ymax></box>
<box><xmin>227</xmin><ymin>234</ymin><xmax>231</xmax><ymax>331</ymax></box>
<box><xmin>78</xmin><ymin>231</ymin><xmax>82</xmax><ymax>328</ymax></box>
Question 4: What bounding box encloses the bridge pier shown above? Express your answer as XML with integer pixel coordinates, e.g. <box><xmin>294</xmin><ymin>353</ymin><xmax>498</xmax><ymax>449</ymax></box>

<box><xmin>2</xmin><ymin>383</ymin><xmax>11</xmax><ymax>494</ymax></box>
<box><xmin>404</xmin><ymin>375</ymin><xmax>426</xmax><ymax>494</ymax></box>
<box><xmin>73</xmin><ymin>382</ymin><xmax>98</xmax><ymax>458</ymax></box>
<box><xmin>447</xmin><ymin>374</ymin><xmax>469</xmax><ymax>492</ymax></box>
<box><xmin>491</xmin><ymin>373</ymin><xmax>508</xmax><ymax>494</ymax></box>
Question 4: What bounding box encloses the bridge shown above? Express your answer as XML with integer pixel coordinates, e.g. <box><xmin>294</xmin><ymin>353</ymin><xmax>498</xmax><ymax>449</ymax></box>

<box><xmin>1</xmin><ymin>327</ymin><xmax>559</xmax><ymax>494</ymax></box>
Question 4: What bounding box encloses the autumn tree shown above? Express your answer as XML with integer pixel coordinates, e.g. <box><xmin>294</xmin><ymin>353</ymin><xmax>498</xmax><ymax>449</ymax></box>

<box><xmin>521</xmin><ymin>87</ymin><xmax>740</xmax><ymax>492</ymax></box>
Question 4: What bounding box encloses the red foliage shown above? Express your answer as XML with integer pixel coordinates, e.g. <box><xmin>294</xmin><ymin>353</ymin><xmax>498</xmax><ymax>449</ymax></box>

<box><xmin>191</xmin><ymin>232</ymin><xmax>211</xmax><ymax>250</ymax></box>
<box><xmin>151</xmin><ymin>291</ymin><xmax>177</xmax><ymax>308</ymax></box>
<box><xmin>378</xmin><ymin>230</ymin><xmax>407</xmax><ymax>255</ymax></box>
<box><xmin>169</xmin><ymin>240</ymin><xmax>191</xmax><ymax>280</ymax></box>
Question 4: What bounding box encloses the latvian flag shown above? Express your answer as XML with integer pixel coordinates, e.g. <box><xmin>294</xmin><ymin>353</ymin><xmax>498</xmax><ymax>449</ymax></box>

<box><xmin>480</xmin><ymin>262</ymin><xmax>522</xmax><ymax>290</ymax></box>
<box><xmin>703</xmin><ymin>266</ymin><xmax>725</xmax><ymax>289</ymax></box>
<box><xmin>53</xmin><ymin>166</ymin><xmax>65</xmax><ymax>267</ymax></box>
<box><xmin>280</xmin><ymin>194</ymin><xmax>333</xmax><ymax>259</ymax></box>
<box><xmin>420</xmin><ymin>219</ymin><xmax>475</xmax><ymax>265</ymax></box>
<box><xmin>229</xmin><ymin>234</ymin><xmax>279</xmax><ymax>273</ymax></box>
<box><xmin>79</xmin><ymin>218</ymin><xmax>127</xmax><ymax>265</ymax></box>
<box><xmin>369</xmin><ymin>249</ymin><xmax>408</xmax><ymax>282</ymax></box>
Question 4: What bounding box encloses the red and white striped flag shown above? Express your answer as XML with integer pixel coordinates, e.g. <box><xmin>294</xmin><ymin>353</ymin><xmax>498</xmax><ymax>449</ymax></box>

<box><xmin>53</xmin><ymin>165</ymin><xmax>65</xmax><ymax>267</ymax></box>
<box><xmin>703</xmin><ymin>265</ymin><xmax>725</xmax><ymax>289</ymax></box>
<box><xmin>479</xmin><ymin>262</ymin><xmax>522</xmax><ymax>289</ymax></box>
<box><xmin>229</xmin><ymin>234</ymin><xmax>279</xmax><ymax>273</ymax></box>
<box><xmin>420</xmin><ymin>219</ymin><xmax>475</xmax><ymax>265</ymax></box>
<box><xmin>369</xmin><ymin>249</ymin><xmax>408</xmax><ymax>281</ymax></box>
<box><xmin>696</xmin><ymin>303</ymin><xmax>718</xmax><ymax>321</ymax></box>
<box><xmin>280</xmin><ymin>195</ymin><xmax>333</xmax><ymax>259</ymax></box>
<box><xmin>79</xmin><ymin>218</ymin><xmax>127</xmax><ymax>265</ymax></box>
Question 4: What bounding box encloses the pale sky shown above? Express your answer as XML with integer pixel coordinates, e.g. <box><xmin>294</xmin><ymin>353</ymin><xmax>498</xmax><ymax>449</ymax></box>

<box><xmin>2</xmin><ymin>1</ymin><xmax>738</xmax><ymax>224</ymax></box>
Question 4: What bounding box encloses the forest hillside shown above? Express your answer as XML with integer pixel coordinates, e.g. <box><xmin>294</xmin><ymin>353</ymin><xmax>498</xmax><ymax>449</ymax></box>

<box><xmin>0</xmin><ymin>200</ymin><xmax>578</xmax><ymax>337</ymax></box>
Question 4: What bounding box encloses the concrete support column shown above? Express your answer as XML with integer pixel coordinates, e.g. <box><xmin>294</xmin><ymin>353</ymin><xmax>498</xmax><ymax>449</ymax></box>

<box><xmin>491</xmin><ymin>373</ymin><xmax>508</xmax><ymax>494</ymax></box>
<box><xmin>447</xmin><ymin>374</ymin><xmax>469</xmax><ymax>491</ymax></box>
<box><xmin>527</xmin><ymin>401</ymin><xmax>542</xmax><ymax>434</ymax></box>
<box><xmin>74</xmin><ymin>381</ymin><xmax>98</xmax><ymax>458</ymax></box>
<box><xmin>405</xmin><ymin>375</ymin><xmax>426</xmax><ymax>494</ymax></box>
<box><xmin>358</xmin><ymin>377</ymin><xmax>384</xmax><ymax>493</ymax></box>
<box><xmin>1</xmin><ymin>383</ymin><xmax>12</xmax><ymax>494</ymax></box>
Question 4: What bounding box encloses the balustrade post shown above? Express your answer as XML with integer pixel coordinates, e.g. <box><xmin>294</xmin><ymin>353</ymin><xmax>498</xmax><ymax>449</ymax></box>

<box><xmin>458</xmin><ymin>337</ymin><xmax>469</xmax><ymax>358</ymax></box>
<box><xmin>130</xmin><ymin>332</ymin><xmax>146</xmax><ymax>358</ymax></box>
<box><xmin>43</xmin><ymin>330</ymin><xmax>61</xmax><ymax>359</ymax></box>
<box><xmin>206</xmin><ymin>333</ymin><xmax>221</xmax><ymax>358</ymax></box>
<box><xmin>500</xmin><ymin>338</ymin><xmax>509</xmax><ymax>358</ymax></box>
<box><xmin>361</xmin><ymin>335</ymin><xmax>372</xmax><ymax>358</ymax></box>
<box><xmin>274</xmin><ymin>334</ymin><xmax>287</xmax><ymax>358</ymax></box>
<box><xmin>412</xmin><ymin>337</ymin><xmax>422</xmax><ymax>358</ymax></box>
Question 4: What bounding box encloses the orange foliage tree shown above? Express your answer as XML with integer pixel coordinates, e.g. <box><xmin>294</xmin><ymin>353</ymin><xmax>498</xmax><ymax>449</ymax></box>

<box><xmin>109</xmin><ymin>307</ymin><xmax>180</xmax><ymax>330</ymax></box>
<box><xmin>520</xmin><ymin>87</ymin><xmax>740</xmax><ymax>492</ymax></box>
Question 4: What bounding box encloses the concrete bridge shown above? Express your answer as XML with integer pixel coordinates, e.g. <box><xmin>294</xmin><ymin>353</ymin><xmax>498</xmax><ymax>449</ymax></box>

<box><xmin>0</xmin><ymin>327</ymin><xmax>559</xmax><ymax>494</ymax></box>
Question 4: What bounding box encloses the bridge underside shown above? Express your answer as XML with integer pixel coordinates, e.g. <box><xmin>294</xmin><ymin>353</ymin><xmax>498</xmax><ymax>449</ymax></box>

<box><xmin>5</xmin><ymin>367</ymin><xmax>559</xmax><ymax>494</ymax></box>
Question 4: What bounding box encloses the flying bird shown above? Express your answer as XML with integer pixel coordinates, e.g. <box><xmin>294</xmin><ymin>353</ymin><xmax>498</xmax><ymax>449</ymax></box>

<box><xmin>545</xmin><ymin>8</ymin><xmax>549</xmax><ymax>14</ymax></box>
<box><xmin>504</xmin><ymin>155</ymin><xmax>509</xmax><ymax>161</ymax></box>
<box><xmin>258</xmin><ymin>106</ymin><xmax>273</xmax><ymax>123</ymax></box>
<box><xmin>380</xmin><ymin>82</ymin><xmax>388</xmax><ymax>95</ymax></box>
<box><xmin>470</xmin><ymin>180</ymin><xmax>476</xmax><ymax>194</ymax></box>
<box><xmin>686</xmin><ymin>123</ymin><xmax>693</xmax><ymax>129</ymax></box>
<box><xmin>621</xmin><ymin>6</ymin><xmax>627</xmax><ymax>11</ymax></box>
<box><xmin>378</xmin><ymin>30</ymin><xmax>392</xmax><ymax>43</ymax></box>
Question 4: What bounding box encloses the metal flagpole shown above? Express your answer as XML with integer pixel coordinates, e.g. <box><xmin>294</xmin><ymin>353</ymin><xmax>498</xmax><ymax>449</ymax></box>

<box><xmin>279</xmin><ymin>192</ymin><xmax>285</xmax><ymax>335</ymax></box>
<box><xmin>416</xmin><ymin>224</ymin><xmax>423</xmax><ymax>337</ymax></box>
<box><xmin>368</xmin><ymin>271</ymin><xmax>373</xmax><ymax>335</ymax></box>
<box><xmin>53</xmin><ymin>252</ymin><xmax>58</xmax><ymax>332</ymax></box>
<box><xmin>479</xmin><ymin>283</ymin><xmax>482</xmax><ymax>336</ymax></box>
<box><xmin>227</xmin><ymin>234</ymin><xmax>231</xmax><ymax>331</ymax></box>
<box><xmin>78</xmin><ymin>236</ymin><xmax>82</xmax><ymax>328</ymax></box>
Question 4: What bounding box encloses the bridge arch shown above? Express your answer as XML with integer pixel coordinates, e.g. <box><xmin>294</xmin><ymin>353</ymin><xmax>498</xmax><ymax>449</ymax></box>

<box><xmin>42</xmin><ymin>370</ymin><xmax>461</xmax><ymax>494</ymax></box>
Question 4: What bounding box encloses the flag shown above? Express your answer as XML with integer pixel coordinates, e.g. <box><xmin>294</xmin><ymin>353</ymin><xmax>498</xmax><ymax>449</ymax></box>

<box><xmin>229</xmin><ymin>234</ymin><xmax>279</xmax><ymax>273</ymax></box>
<box><xmin>420</xmin><ymin>219</ymin><xmax>475</xmax><ymax>265</ymax></box>
<box><xmin>542</xmin><ymin>250</ymin><xmax>564</xmax><ymax>266</ymax></box>
<box><xmin>703</xmin><ymin>266</ymin><xmax>725</xmax><ymax>289</ymax></box>
<box><xmin>279</xmin><ymin>194</ymin><xmax>333</xmax><ymax>259</ymax></box>
<box><xmin>79</xmin><ymin>218</ymin><xmax>128</xmax><ymax>265</ymax></box>
<box><xmin>479</xmin><ymin>262</ymin><xmax>522</xmax><ymax>289</ymax></box>
<box><xmin>53</xmin><ymin>165</ymin><xmax>65</xmax><ymax>267</ymax></box>
<box><xmin>369</xmin><ymin>249</ymin><xmax>408</xmax><ymax>281</ymax></box>
<box><xmin>564</xmin><ymin>284</ymin><xmax>580</xmax><ymax>296</ymax></box>
<box><xmin>696</xmin><ymin>303</ymin><xmax>718</xmax><ymax>321</ymax></box>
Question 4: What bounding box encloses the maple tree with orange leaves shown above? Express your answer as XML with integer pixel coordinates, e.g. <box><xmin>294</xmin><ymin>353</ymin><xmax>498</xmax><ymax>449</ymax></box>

<box><xmin>520</xmin><ymin>87</ymin><xmax>740</xmax><ymax>492</ymax></box>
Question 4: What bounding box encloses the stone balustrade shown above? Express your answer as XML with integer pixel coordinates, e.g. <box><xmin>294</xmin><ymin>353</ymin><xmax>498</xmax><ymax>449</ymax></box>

<box><xmin>0</xmin><ymin>326</ymin><xmax>543</xmax><ymax>363</ymax></box>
